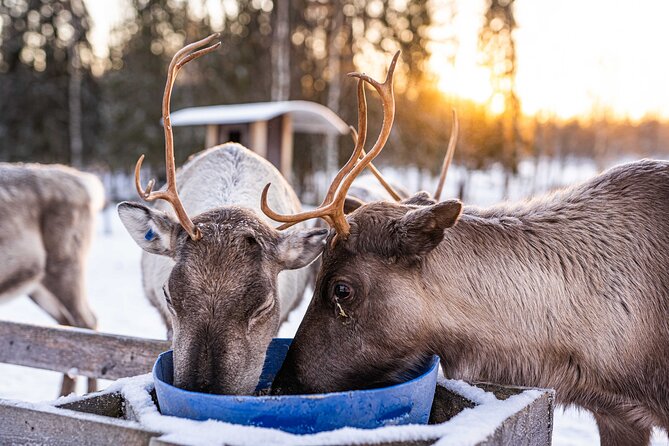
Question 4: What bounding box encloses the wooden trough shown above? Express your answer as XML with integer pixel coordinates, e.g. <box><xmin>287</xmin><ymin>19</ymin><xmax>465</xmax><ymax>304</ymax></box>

<box><xmin>0</xmin><ymin>320</ymin><xmax>555</xmax><ymax>445</ymax></box>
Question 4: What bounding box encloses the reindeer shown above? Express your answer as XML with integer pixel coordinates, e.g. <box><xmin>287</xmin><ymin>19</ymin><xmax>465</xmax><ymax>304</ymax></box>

<box><xmin>0</xmin><ymin>162</ymin><xmax>103</xmax><ymax>395</ymax></box>
<box><xmin>116</xmin><ymin>34</ymin><xmax>333</xmax><ymax>395</ymax></box>
<box><xmin>265</xmin><ymin>54</ymin><xmax>669</xmax><ymax>445</ymax></box>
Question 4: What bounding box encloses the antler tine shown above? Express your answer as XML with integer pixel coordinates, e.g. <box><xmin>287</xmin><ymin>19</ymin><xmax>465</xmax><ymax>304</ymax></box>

<box><xmin>175</xmin><ymin>41</ymin><xmax>222</xmax><ymax>70</ymax></box>
<box><xmin>170</xmin><ymin>33</ymin><xmax>220</xmax><ymax>71</ymax></box>
<box><xmin>260</xmin><ymin>184</ymin><xmax>339</xmax><ymax>230</ymax></box>
<box><xmin>328</xmin><ymin>51</ymin><xmax>399</xmax><ymax>225</ymax></box>
<box><xmin>348</xmin><ymin>127</ymin><xmax>402</xmax><ymax>202</ymax></box>
<box><xmin>360</xmin><ymin>149</ymin><xmax>402</xmax><ymax>201</ymax></box>
<box><xmin>323</xmin><ymin>79</ymin><xmax>368</xmax><ymax>203</ymax></box>
<box><xmin>134</xmin><ymin>33</ymin><xmax>221</xmax><ymax>241</ymax></box>
<box><xmin>135</xmin><ymin>154</ymin><xmax>153</xmax><ymax>198</ymax></box>
<box><xmin>434</xmin><ymin>109</ymin><xmax>459</xmax><ymax>201</ymax></box>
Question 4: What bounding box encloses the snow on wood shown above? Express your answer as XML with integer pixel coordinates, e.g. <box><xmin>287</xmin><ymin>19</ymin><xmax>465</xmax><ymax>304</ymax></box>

<box><xmin>169</xmin><ymin>101</ymin><xmax>349</xmax><ymax>135</ymax></box>
<box><xmin>0</xmin><ymin>372</ymin><xmax>551</xmax><ymax>446</ymax></box>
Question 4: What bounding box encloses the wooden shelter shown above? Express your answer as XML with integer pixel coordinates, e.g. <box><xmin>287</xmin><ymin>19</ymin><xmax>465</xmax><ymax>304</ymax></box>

<box><xmin>170</xmin><ymin>101</ymin><xmax>349</xmax><ymax>177</ymax></box>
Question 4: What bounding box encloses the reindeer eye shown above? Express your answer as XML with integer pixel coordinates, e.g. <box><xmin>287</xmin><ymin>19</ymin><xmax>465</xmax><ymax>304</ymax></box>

<box><xmin>333</xmin><ymin>282</ymin><xmax>353</xmax><ymax>300</ymax></box>
<box><xmin>245</xmin><ymin>235</ymin><xmax>258</xmax><ymax>246</ymax></box>
<box><xmin>251</xmin><ymin>297</ymin><xmax>274</xmax><ymax>323</ymax></box>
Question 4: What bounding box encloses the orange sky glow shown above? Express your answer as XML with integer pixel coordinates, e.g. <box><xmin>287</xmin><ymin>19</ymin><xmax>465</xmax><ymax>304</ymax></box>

<box><xmin>84</xmin><ymin>0</ymin><xmax>669</xmax><ymax>122</ymax></box>
<box><xmin>430</xmin><ymin>0</ymin><xmax>669</xmax><ymax>121</ymax></box>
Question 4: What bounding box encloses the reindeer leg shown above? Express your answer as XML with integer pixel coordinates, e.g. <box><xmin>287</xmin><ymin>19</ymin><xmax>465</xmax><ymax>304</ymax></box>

<box><xmin>28</xmin><ymin>284</ymin><xmax>84</xmax><ymax>396</ymax></box>
<box><xmin>28</xmin><ymin>284</ymin><xmax>79</xmax><ymax>396</ymax></box>
<box><xmin>29</xmin><ymin>284</ymin><xmax>77</xmax><ymax>326</ymax></box>
<box><xmin>594</xmin><ymin>413</ymin><xmax>651</xmax><ymax>446</ymax></box>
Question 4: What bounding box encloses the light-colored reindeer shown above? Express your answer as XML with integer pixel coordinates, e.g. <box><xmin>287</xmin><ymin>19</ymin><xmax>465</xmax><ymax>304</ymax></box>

<box><xmin>266</xmin><ymin>55</ymin><xmax>669</xmax><ymax>445</ymax></box>
<box><xmin>0</xmin><ymin>162</ymin><xmax>103</xmax><ymax>395</ymax></box>
<box><xmin>116</xmin><ymin>35</ymin><xmax>329</xmax><ymax>395</ymax></box>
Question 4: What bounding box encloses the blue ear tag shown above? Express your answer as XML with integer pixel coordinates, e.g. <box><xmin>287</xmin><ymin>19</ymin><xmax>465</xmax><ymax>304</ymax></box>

<box><xmin>145</xmin><ymin>228</ymin><xmax>155</xmax><ymax>241</ymax></box>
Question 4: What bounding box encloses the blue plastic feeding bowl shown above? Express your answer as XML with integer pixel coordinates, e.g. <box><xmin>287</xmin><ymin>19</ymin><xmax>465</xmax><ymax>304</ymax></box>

<box><xmin>153</xmin><ymin>338</ymin><xmax>439</xmax><ymax>434</ymax></box>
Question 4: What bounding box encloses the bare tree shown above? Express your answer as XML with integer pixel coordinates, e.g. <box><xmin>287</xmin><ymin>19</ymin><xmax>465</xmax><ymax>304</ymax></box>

<box><xmin>323</xmin><ymin>0</ymin><xmax>345</xmax><ymax>178</ymax></box>
<box><xmin>271</xmin><ymin>0</ymin><xmax>290</xmax><ymax>102</ymax></box>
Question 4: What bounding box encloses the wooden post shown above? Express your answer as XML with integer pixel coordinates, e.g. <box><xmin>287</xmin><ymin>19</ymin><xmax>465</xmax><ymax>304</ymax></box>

<box><xmin>205</xmin><ymin>124</ymin><xmax>218</xmax><ymax>148</ymax></box>
<box><xmin>280</xmin><ymin>113</ymin><xmax>293</xmax><ymax>179</ymax></box>
<box><xmin>249</xmin><ymin>120</ymin><xmax>269</xmax><ymax>158</ymax></box>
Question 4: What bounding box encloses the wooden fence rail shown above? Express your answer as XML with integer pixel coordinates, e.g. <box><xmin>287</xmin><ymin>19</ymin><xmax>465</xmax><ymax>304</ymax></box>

<box><xmin>0</xmin><ymin>320</ymin><xmax>171</xmax><ymax>380</ymax></box>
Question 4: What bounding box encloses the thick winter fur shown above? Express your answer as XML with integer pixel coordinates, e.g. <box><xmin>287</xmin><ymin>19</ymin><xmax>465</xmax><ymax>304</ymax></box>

<box><xmin>0</xmin><ymin>163</ymin><xmax>102</xmax><ymax>395</ymax></box>
<box><xmin>139</xmin><ymin>144</ymin><xmax>311</xmax><ymax>329</ymax></box>
<box><xmin>274</xmin><ymin>159</ymin><xmax>669</xmax><ymax>445</ymax></box>
<box><xmin>118</xmin><ymin>143</ymin><xmax>327</xmax><ymax>395</ymax></box>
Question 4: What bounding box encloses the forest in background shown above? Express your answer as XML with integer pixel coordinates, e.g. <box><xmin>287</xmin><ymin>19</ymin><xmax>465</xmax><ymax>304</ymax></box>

<box><xmin>2</xmin><ymin>0</ymin><xmax>669</xmax><ymax>201</ymax></box>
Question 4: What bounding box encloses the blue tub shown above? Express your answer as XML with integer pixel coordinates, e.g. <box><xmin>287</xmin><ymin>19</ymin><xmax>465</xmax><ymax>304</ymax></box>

<box><xmin>153</xmin><ymin>338</ymin><xmax>439</xmax><ymax>434</ymax></box>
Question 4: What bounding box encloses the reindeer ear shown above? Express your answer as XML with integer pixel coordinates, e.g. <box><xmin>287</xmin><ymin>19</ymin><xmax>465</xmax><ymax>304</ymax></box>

<box><xmin>117</xmin><ymin>202</ymin><xmax>178</xmax><ymax>257</ymax></box>
<box><xmin>395</xmin><ymin>200</ymin><xmax>462</xmax><ymax>256</ymax></box>
<box><xmin>344</xmin><ymin>196</ymin><xmax>365</xmax><ymax>214</ymax></box>
<box><xmin>276</xmin><ymin>228</ymin><xmax>328</xmax><ymax>270</ymax></box>
<box><xmin>401</xmin><ymin>191</ymin><xmax>437</xmax><ymax>206</ymax></box>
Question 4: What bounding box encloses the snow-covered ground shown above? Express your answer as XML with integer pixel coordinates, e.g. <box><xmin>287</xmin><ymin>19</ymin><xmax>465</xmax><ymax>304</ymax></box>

<box><xmin>1</xmin><ymin>158</ymin><xmax>667</xmax><ymax>445</ymax></box>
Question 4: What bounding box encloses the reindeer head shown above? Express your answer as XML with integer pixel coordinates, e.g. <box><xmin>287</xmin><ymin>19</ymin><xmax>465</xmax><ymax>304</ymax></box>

<box><xmin>118</xmin><ymin>35</ymin><xmax>327</xmax><ymax>395</ymax></box>
<box><xmin>271</xmin><ymin>198</ymin><xmax>461</xmax><ymax>394</ymax></box>
<box><xmin>265</xmin><ymin>53</ymin><xmax>461</xmax><ymax>394</ymax></box>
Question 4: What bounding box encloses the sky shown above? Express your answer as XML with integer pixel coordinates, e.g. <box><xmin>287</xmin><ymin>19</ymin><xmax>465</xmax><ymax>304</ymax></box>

<box><xmin>84</xmin><ymin>0</ymin><xmax>669</xmax><ymax>121</ymax></box>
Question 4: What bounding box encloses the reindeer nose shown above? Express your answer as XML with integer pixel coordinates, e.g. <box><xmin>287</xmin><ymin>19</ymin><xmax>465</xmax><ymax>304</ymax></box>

<box><xmin>176</xmin><ymin>377</ymin><xmax>214</xmax><ymax>394</ymax></box>
<box><xmin>271</xmin><ymin>358</ymin><xmax>306</xmax><ymax>395</ymax></box>
<box><xmin>270</xmin><ymin>377</ymin><xmax>300</xmax><ymax>395</ymax></box>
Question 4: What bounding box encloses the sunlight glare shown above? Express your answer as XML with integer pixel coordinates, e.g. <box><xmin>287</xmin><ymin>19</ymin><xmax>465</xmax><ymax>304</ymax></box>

<box><xmin>430</xmin><ymin>0</ymin><xmax>669</xmax><ymax>121</ymax></box>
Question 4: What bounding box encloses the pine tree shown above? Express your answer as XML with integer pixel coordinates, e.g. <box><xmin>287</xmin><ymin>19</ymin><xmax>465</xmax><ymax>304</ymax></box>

<box><xmin>0</xmin><ymin>0</ymin><xmax>98</xmax><ymax>164</ymax></box>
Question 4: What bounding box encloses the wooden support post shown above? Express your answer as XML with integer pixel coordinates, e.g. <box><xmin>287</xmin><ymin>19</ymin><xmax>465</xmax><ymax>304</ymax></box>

<box><xmin>280</xmin><ymin>113</ymin><xmax>294</xmax><ymax>179</ymax></box>
<box><xmin>205</xmin><ymin>124</ymin><xmax>218</xmax><ymax>148</ymax></box>
<box><xmin>249</xmin><ymin>120</ymin><xmax>268</xmax><ymax>158</ymax></box>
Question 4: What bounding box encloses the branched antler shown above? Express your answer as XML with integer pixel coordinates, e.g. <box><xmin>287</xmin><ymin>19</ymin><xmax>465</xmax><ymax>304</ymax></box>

<box><xmin>134</xmin><ymin>33</ymin><xmax>221</xmax><ymax>241</ymax></box>
<box><xmin>262</xmin><ymin>51</ymin><xmax>400</xmax><ymax>237</ymax></box>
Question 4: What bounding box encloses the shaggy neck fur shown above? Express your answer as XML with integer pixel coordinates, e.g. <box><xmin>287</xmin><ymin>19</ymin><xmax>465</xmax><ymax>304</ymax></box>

<box><xmin>421</xmin><ymin>161</ymin><xmax>669</xmax><ymax>430</ymax></box>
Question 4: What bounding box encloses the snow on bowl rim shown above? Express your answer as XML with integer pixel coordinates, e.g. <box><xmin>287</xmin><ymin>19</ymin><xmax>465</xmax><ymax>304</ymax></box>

<box><xmin>152</xmin><ymin>338</ymin><xmax>440</xmax><ymax>434</ymax></box>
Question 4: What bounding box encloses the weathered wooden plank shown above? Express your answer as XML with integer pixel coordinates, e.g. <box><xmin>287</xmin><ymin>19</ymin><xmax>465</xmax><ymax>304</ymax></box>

<box><xmin>0</xmin><ymin>384</ymin><xmax>554</xmax><ymax>446</ymax></box>
<box><xmin>0</xmin><ymin>399</ymin><xmax>161</xmax><ymax>446</ymax></box>
<box><xmin>56</xmin><ymin>391</ymin><xmax>125</xmax><ymax>418</ymax></box>
<box><xmin>0</xmin><ymin>320</ymin><xmax>171</xmax><ymax>380</ymax></box>
<box><xmin>150</xmin><ymin>438</ymin><xmax>186</xmax><ymax>446</ymax></box>
<box><xmin>479</xmin><ymin>391</ymin><xmax>555</xmax><ymax>446</ymax></box>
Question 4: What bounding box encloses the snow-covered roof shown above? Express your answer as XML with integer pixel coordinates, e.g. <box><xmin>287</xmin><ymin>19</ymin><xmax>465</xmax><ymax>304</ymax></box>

<box><xmin>170</xmin><ymin>100</ymin><xmax>349</xmax><ymax>135</ymax></box>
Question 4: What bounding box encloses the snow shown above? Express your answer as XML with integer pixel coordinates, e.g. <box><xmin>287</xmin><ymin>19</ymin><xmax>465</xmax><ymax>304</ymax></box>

<box><xmin>170</xmin><ymin>101</ymin><xmax>349</xmax><ymax>135</ymax></box>
<box><xmin>1</xmin><ymin>158</ymin><xmax>668</xmax><ymax>444</ymax></box>
<box><xmin>439</xmin><ymin>378</ymin><xmax>498</xmax><ymax>405</ymax></box>
<box><xmin>23</xmin><ymin>372</ymin><xmax>548</xmax><ymax>446</ymax></box>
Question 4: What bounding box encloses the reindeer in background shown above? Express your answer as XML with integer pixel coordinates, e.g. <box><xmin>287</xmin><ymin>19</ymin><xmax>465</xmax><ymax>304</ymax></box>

<box><xmin>267</xmin><ymin>54</ymin><xmax>669</xmax><ymax>446</ymax></box>
<box><xmin>0</xmin><ymin>162</ymin><xmax>103</xmax><ymax>395</ymax></box>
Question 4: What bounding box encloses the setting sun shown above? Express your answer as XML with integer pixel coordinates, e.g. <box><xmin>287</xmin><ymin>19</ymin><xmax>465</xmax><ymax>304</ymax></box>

<box><xmin>430</xmin><ymin>0</ymin><xmax>669</xmax><ymax>121</ymax></box>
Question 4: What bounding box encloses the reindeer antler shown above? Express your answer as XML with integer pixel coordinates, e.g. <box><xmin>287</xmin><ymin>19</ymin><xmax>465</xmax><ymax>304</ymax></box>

<box><xmin>348</xmin><ymin>127</ymin><xmax>402</xmax><ymax>202</ymax></box>
<box><xmin>433</xmin><ymin>109</ymin><xmax>459</xmax><ymax>201</ymax></box>
<box><xmin>262</xmin><ymin>51</ymin><xmax>400</xmax><ymax>237</ymax></box>
<box><xmin>134</xmin><ymin>34</ymin><xmax>221</xmax><ymax>241</ymax></box>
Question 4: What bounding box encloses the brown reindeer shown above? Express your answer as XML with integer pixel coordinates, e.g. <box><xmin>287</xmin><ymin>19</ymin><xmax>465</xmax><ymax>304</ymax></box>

<box><xmin>265</xmin><ymin>55</ymin><xmax>669</xmax><ymax>445</ymax></box>
<box><xmin>0</xmin><ymin>162</ymin><xmax>103</xmax><ymax>395</ymax></box>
